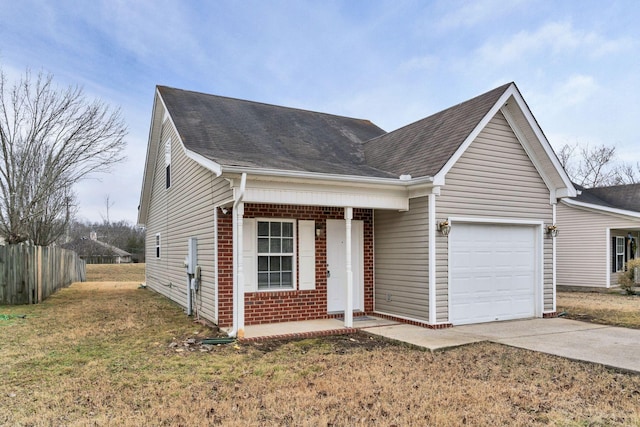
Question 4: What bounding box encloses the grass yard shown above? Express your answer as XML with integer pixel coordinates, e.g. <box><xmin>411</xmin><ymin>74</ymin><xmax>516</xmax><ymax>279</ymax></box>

<box><xmin>557</xmin><ymin>291</ymin><xmax>640</xmax><ymax>329</ymax></box>
<box><xmin>1</xmin><ymin>266</ymin><xmax>640</xmax><ymax>426</ymax></box>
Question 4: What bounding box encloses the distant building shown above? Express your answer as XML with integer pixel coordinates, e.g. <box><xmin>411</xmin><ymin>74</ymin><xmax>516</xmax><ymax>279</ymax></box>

<box><xmin>61</xmin><ymin>232</ymin><xmax>132</xmax><ymax>264</ymax></box>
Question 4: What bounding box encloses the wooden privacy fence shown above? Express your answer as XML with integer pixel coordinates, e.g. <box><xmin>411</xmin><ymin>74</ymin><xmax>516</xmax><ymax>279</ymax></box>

<box><xmin>0</xmin><ymin>244</ymin><xmax>86</xmax><ymax>305</ymax></box>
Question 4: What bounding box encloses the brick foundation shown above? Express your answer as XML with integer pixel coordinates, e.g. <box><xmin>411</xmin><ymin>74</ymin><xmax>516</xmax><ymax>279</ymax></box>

<box><xmin>217</xmin><ymin>205</ymin><xmax>374</xmax><ymax>327</ymax></box>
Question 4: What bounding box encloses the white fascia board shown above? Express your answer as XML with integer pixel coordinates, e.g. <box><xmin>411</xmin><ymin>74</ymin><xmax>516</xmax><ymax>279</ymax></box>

<box><xmin>432</xmin><ymin>85</ymin><xmax>516</xmax><ymax>184</ymax></box>
<box><xmin>562</xmin><ymin>198</ymin><xmax>640</xmax><ymax>220</ymax></box>
<box><xmin>506</xmin><ymin>88</ymin><xmax>576</xmax><ymax>197</ymax></box>
<box><xmin>183</xmin><ymin>148</ymin><xmax>222</xmax><ymax>176</ymax></box>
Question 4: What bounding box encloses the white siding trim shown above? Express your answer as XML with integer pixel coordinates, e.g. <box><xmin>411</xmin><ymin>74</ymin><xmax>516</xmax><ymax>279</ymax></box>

<box><xmin>298</xmin><ymin>220</ymin><xmax>316</xmax><ymax>291</ymax></box>
<box><xmin>606</xmin><ymin>228</ymin><xmax>611</xmax><ymax>288</ymax></box>
<box><xmin>552</xmin><ymin>203</ymin><xmax>557</xmax><ymax>312</ymax></box>
<box><xmin>428</xmin><ymin>193</ymin><xmax>436</xmax><ymax>324</ymax></box>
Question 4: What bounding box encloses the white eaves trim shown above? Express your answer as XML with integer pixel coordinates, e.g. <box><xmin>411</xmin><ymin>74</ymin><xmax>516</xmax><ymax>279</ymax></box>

<box><xmin>562</xmin><ymin>198</ymin><xmax>640</xmax><ymax>220</ymax></box>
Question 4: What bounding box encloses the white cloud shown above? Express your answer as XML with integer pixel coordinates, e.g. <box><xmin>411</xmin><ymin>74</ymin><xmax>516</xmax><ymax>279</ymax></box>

<box><xmin>476</xmin><ymin>21</ymin><xmax>632</xmax><ymax>66</ymax></box>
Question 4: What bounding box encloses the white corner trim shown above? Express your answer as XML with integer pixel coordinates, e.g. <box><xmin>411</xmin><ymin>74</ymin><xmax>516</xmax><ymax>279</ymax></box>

<box><xmin>427</xmin><ymin>193</ymin><xmax>436</xmax><ymax>324</ymax></box>
<box><xmin>562</xmin><ymin>198</ymin><xmax>640</xmax><ymax>220</ymax></box>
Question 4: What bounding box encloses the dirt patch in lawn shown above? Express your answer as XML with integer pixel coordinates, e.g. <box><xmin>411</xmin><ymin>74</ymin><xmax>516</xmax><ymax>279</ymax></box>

<box><xmin>1</xmin><ymin>271</ymin><xmax>640</xmax><ymax>425</ymax></box>
<box><xmin>557</xmin><ymin>291</ymin><xmax>640</xmax><ymax>329</ymax></box>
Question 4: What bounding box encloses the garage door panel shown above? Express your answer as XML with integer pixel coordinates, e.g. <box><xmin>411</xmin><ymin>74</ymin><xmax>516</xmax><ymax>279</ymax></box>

<box><xmin>450</xmin><ymin>223</ymin><xmax>537</xmax><ymax>325</ymax></box>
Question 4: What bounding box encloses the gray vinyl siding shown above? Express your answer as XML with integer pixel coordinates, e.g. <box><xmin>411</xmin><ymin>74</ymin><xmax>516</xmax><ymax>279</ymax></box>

<box><xmin>436</xmin><ymin>111</ymin><xmax>554</xmax><ymax>323</ymax></box>
<box><xmin>557</xmin><ymin>202</ymin><xmax>640</xmax><ymax>288</ymax></box>
<box><xmin>374</xmin><ymin>197</ymin><xmax>429</xmax><ymax>321</ymax></box>
<box><xmin>145</xmin><ymin>119</ymin><xmax>231</xmax><ymax>323</ymax></box>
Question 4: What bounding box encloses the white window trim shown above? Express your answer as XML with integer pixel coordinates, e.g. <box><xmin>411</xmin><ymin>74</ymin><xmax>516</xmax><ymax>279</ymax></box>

<box><xmin>256</xmin><ymin>218</ymin><xmax>297</xmax><ymax>291</ymax></box>
<box><xmin>616</xmin><ymin>236</ymin><xmax>626</xmax><ymax>272</ymax></box>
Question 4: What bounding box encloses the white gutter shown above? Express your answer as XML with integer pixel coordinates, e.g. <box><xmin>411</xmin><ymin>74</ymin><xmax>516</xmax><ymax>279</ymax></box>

<box><xmin>228</xmin><ymin>172</ymin><xmax>247</xmax><ymax>338</ymax></box>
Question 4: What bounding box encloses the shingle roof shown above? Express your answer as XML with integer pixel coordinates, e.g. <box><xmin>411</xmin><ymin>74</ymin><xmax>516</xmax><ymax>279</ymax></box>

<box><xmin>62</xmin><ymin>238</ymin><xmax>132</xmax><ymax>258</ymax></box>
<box><xmin>576</xmin><ymin>183</ymin><xmax>640</xmax><ymax>212</ymax></box>
<box><xmin>363</xmin><ymin>83</ymin><xmax>513</xmax><ymax>177</ymax></box>
<box><xmin>158</xmin><ymin>86</ymin><xmax>394</xmax><ymax>178</ymax></box>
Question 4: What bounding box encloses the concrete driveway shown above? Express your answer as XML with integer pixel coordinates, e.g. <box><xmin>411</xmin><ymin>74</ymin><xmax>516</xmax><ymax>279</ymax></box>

<box><xmin>364</xmin><ymin>318</ymin><xmax>640</xmax><ymax>373</ymax></box>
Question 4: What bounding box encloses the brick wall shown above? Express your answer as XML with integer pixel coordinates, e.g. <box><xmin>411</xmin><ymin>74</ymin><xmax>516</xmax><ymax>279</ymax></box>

<box><xmin>217</xmin><ymin>204</ymin><xmax>373</xmax><ymax>327</ymax></box>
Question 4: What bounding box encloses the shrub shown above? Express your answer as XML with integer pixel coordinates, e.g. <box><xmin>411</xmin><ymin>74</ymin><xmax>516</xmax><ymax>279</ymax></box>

<box><xmin>617</xmin><ymin>258</ymin><xmax>640</xmax><ymax>295</ymax></box>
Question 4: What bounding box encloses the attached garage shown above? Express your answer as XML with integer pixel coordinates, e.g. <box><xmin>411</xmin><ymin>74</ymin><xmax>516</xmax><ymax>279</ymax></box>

<box><xmin>449</xmin><ymin>222</ymin><xmax>541</xmax><ymax>325</ymax></box>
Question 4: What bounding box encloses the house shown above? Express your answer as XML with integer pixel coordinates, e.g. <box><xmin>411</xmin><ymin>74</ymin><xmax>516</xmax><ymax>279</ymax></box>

<box><xmin>557</xmin><ymin>183</ymin><xmax>640</xmax><ymax>288</ymax></box>
<box><xmin>62</xmin><ymin>232</ymin><xmax>133</xmax><ymax>264</ymax></box>
<box><xmin>137</xmin><ymin>82</ymin><xmax>576</xmax><ymax>337</ymax></box>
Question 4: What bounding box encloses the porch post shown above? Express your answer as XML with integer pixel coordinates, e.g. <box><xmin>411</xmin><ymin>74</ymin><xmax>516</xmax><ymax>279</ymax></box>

<box><xmin>235</xmin><ymin>202</ymin><xmax>245</xmax><ymax>338</ymax></box>
<box><xmin>344</xmin><ymin>207</ymin><xmax>353</xmax><ymax>328</ymax></box>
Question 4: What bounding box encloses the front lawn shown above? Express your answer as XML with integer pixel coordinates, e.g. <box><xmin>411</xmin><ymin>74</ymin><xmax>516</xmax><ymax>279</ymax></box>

<box><xmin>557</xmin><ymin>291</ymin><xmax>640</xmax><ymax>329</ymax></box>
<box><xmin>1</xmin><ymin>266</ymin><xmax>639</xmax><ymax>425</ymax></box>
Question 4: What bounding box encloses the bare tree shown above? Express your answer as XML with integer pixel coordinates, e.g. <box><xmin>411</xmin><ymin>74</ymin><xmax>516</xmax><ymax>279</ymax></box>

<box><xmin>576</xmin><ymin>144</ymin><xmax>618</xmax><ymax>187</ymax></box>
<box><xmin>558</xmin><ymin>142</ymin><xmax>639</xmax><ymax>188</ymax></box>
<box><xmin>0</xmin><ymin>68</ymin><xmax>127</xmax><ymax>245</ymax></box>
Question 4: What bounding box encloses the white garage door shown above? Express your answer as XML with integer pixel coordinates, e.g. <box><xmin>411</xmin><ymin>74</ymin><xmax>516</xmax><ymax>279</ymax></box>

<box><xmin>450</xmin><ymin>223</ymin><xmax>537</xmax><ymax>325</ymax></box>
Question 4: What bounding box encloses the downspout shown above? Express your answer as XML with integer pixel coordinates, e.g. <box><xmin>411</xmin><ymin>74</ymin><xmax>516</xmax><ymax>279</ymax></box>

<box><xmin>228</xmin><ymin>173</ymin><xmax>247</xmax><ymax>338</ymax></box>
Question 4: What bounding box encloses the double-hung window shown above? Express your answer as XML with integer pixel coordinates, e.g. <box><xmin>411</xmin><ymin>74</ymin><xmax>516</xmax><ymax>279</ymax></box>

<box><xmin>257</xmin><ymin>220</ymin><xmax>294</xmax><ymax>290</ymax></box>
<box><xmin>616</xmin><ymin>236</ymin><xmax>625</xmax><ymax>272</ymax></box>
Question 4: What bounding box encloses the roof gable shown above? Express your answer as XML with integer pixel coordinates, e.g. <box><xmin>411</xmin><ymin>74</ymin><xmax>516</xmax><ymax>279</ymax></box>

<box><xmin>363</xmin><ymin>83</ymin><xmax>512</xmax><ymax>178</ymax></box>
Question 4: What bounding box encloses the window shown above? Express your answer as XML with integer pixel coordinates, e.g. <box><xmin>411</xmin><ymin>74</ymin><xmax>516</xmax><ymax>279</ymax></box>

<box><xmin>165</xmin><ymin>138</ymin><xmax>171</xmax><ymax>189</ymax></box>
<box><xmin>616</xmin><ymin>236</ymin><xmax>625</xmax><ymax>272</ymax></box>
<box><xmin>257</xmin><ymin>220</ymin><xmax>294</xmax><ymax>290</ymax></box>
<box><xmin>155</xmin><ymin>233</ymin><xmax>161</xmax><ymax>259</ymax></box>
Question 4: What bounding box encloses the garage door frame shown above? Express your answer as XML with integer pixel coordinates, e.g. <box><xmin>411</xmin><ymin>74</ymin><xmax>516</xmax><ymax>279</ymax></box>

<box><xmin>447</xmin><ymin>217</ymin><xmax>545</xmax><ymax>324</ymax></box>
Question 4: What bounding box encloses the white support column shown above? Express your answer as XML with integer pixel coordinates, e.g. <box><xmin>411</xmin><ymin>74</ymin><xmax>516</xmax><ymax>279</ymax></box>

<box><xmin>344</xmin><ymin>207</ymin><xmax>353</xmax><ymax>328</ymax></box>
<box><xmin>235</xmin><ymin>202</ymin><xmax>245</xmax><ymax>338</ymax></box>
<box><xmin>428</xmin><ymin>193</ymin><xmax>437</xmax><ymax>325</ymax></box>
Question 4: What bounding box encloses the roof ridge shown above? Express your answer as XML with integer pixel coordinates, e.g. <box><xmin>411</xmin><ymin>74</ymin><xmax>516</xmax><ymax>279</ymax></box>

<box><xmin>157</xmin><ymin>85</ymin><xmax>383</xmax><ymax>129</ymax></box>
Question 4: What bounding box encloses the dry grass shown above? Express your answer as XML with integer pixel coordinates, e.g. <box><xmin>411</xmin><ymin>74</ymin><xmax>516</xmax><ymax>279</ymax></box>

<box><xmin>1</xmin><ymin>269</ymin><xmax>640</xmax><ymax>425</ymax></box>
<box><xmin>557</xmin><ymin>291</ymin><xmax>640</xmax><ymax>329</ymax></box>
<box><xmin>86</xmin><ymin>262</ymin><xmax>145</xmax><ymax>282</ymax></box>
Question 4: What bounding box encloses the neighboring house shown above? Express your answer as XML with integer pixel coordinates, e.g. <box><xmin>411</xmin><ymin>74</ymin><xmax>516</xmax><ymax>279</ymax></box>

<box><xmin>62</xmin><ymin>232</ymin><xmax>133</xmax><ymax>264</ymax></box>
<box><xmin>137</xmin><ymin>82</ymin><xmax>576</xmax><ymax>337</ymax></box>
<box><xmin>557</xmin><ymin>183</ymin><xmax>640</xmax><ymax>288</ymax></box>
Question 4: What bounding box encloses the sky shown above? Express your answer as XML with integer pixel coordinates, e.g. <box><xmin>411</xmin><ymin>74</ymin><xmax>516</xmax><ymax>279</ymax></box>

<box><xmin>0</xmin><ymin>0</ymin><xmax>638</xmax><ymax>224</ymax></box>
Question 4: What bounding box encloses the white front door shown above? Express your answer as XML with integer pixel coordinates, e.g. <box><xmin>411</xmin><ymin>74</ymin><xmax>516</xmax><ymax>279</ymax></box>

<box><xmin>326</xmin><ymin>219</ymin><xmax>364</xmax><ymax>312</ymax></box>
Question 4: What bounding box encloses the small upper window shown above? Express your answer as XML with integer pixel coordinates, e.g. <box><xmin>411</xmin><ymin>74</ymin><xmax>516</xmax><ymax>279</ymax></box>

<box><xmin>165</xmin><ymin>138</ymin><xmax>171</xmax><ymax>189</ymax></box>
<box><xmin>155</xmin><ymin>233</ymin><xmax>161</xmax><ymax>259</ymax></box>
